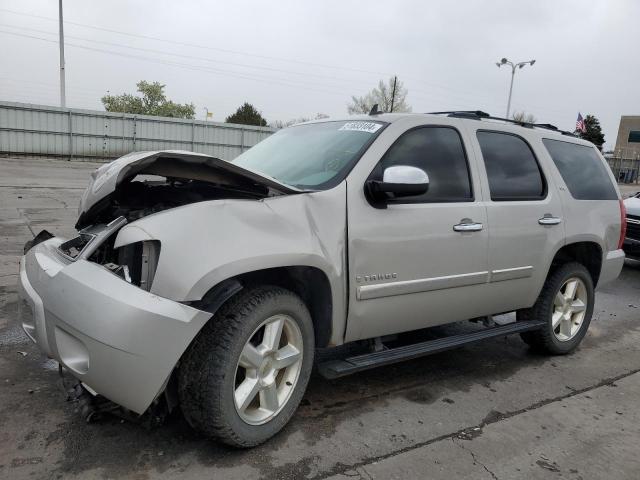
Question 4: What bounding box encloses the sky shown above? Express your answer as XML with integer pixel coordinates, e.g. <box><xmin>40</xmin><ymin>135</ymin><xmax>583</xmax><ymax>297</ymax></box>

<box><xmin>0</xmin><ymin>0</ymin><xmax>638</xmax><ymax>150</ymax></box>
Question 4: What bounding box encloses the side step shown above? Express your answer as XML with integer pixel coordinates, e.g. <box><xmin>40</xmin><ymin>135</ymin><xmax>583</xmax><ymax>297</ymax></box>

<box><xmin>317</xmin><ymin>321</ymin><xmax>545</xmax><ymax>379</ymax></box>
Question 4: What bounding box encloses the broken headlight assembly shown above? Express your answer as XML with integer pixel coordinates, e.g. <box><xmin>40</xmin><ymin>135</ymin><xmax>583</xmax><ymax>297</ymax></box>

<box><xmin>109</xmin><ymin>239</ymin><xmax>161</xmax><ymax>291</ymax></box>
<box><xmin>58</xmin><ymin>216</ymin><xmax>161</xmax><ymax>291</ymax></box>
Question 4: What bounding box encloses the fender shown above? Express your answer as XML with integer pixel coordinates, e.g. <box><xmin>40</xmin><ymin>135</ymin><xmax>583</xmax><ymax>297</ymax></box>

<box><xmin>114</xmin><ymin>184</ymin><xmax>348</xmax><ymax>346</ymax></box>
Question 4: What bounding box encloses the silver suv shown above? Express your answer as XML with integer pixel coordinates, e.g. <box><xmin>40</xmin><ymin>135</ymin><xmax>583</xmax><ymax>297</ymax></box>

<box><xmin>18</xmin><ymin>111</ymin><xmax>625</xmax><ymax>446</ymax></box>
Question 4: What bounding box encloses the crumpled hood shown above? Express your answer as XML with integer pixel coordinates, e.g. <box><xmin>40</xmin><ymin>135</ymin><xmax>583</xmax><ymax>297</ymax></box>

<box><xmin>624</xmin><ymin>194</ymin><xmax>640</xmax><ymax>216</ymax></box>
<box><xmin>77</xmin><ymin>150</ymin><xmax>301</xmax><ymax>227</ymax></box>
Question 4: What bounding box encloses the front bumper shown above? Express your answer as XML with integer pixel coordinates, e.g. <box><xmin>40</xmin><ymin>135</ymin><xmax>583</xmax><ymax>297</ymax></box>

<box><xmin>18</xmin><ymin>238</ymin><xmax>211</xmax><ymax>414</ymax></box>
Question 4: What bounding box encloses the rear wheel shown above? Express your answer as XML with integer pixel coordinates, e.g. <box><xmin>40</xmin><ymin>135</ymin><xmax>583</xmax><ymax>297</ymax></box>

<box><xmin>518</xmin><ymin>262</ymin><xmax>594</xmax><ymax>354</ymax></box>
<box><xmin>179</xmin><ymin>286</ymin><xmax>314</xmax><ymax>447</ymax></box>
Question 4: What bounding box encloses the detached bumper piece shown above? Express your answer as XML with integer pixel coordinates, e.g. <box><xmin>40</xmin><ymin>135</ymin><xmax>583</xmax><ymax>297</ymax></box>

<box><xmin>317</xmin><ymin>321</ymin><xmax>545</xmax><ymax>379</ymax></box>
<box><xmin>59</xmin><ymin>365</ymin><xmax>171</xmax><ymax>426</ymax></box>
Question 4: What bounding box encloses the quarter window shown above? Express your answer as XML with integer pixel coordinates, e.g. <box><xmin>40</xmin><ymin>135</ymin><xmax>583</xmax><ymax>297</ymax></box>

<box><xmin>477</xmin><ymin>131</ymin><xmax>546</xmax><ymax>201</ymax></box>
<box><xmin>377</xmin><ymin>127</ymin><xmax>472</xmax><ymax>202</ymax></box>
<box><xmin>542</xmin><ymin>138</ymin><xmax>617</xmax><ymax>200</ymax></box>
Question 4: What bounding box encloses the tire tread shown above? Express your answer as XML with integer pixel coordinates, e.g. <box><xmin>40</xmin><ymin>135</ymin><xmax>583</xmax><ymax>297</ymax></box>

<box><xmin>178</xmin><ymin>286</ymin><xmax>311</xmax><ymax>447</ymax></box>
<box><xmin>518</xmin><ymin>261</ymin><xmax>594</xmax><ymax>355</ymax></box>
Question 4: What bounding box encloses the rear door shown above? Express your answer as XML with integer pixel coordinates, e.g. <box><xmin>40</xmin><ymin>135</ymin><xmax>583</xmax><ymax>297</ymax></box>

<box><xmin>467</xmin><ymin>127</ymin><xmax>565</xmax><ymax>311</ymax></box>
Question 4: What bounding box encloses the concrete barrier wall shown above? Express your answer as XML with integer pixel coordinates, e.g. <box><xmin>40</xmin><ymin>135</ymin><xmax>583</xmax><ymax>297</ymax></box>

<box><xmin>0</xmin><ymin>101</ymin><xmax>274</xmax><ymax>161</ymax></box>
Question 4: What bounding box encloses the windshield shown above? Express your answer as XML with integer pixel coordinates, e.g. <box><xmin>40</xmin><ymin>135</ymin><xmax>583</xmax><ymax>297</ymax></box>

<box><xmin>232</xmin><ymin>120</ymin><xmax>386</xmax><ymax>189</ymax></box>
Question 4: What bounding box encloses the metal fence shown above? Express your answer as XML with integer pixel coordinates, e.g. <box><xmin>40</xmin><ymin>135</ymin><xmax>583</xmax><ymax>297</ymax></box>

<box><xmin>607</xmin><ymin>156</ymin><xmax>640</xmax><ymax>184</ymax></box>
<box><xmin>0</xmin><ymin>101</ymin><xmax>275</xmax><ymax>161</ymax></box>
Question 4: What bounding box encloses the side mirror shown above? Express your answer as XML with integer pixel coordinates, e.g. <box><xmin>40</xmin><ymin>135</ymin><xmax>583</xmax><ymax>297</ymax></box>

<box><xmin>366</xmin><ymin>165</ymin><xmax>429</xmax><ymax>203</ymax></box>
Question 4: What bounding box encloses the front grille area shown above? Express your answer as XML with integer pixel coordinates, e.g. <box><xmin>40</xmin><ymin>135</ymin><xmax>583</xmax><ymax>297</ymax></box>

<box><xmin>627</xmin><ymin>214</ymin><xmax>640</xmax><ymax>241</ymax></box>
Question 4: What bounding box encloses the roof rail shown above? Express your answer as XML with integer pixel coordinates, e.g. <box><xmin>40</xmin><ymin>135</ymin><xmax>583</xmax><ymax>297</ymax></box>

<box><xmin>428</xmin><ymin>110</ymin><xmax>490</xmax><ymax>118</ymax></box>
<box><xmin>429</xmin><ymin>111</ymin><xmax>577</xmax><ymax>137</ymax></box>
<box><xmin>533</xmin><ymin>123</ymin><xmax>558</xmax><ymax>131</ymax></box>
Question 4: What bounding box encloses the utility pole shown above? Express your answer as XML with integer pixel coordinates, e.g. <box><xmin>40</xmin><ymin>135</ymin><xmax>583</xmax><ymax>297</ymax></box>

<box><xmin>390</xmin><ymin>76</ymin><xmax>397</xmax><ymax>113</ymax></box>
<box><xmin>58</xmin><ymin>0</ymin><xmax>66</xmax><ymax>108</ymax></box>
<box><xmin>496</xmin><ymin>58</ymin><xmax>535</xmax><ymax>118</ymax></box>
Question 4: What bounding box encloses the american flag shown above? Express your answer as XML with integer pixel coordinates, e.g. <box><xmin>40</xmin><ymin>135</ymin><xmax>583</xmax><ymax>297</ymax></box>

<box><xmin>576</xmin><ymin>113</ymin><xmax>586</xmax><ymax>133</ymax></box>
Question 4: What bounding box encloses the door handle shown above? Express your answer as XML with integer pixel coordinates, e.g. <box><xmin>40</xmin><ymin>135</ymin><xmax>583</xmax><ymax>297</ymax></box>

<box><xmin>453</xmin><ymin>221</ymin><xmax>483</xmax><ymax>232</ymax></box>
<box><xmin>538</xmin><ymin>216</ymin><xmax>562</xmax><ymax>226</ymax></box>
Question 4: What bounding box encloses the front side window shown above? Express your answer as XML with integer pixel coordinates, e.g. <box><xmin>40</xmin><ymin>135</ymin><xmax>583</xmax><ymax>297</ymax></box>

<box><xmin>233</xmin><ymin>120</ymin><xmax>386</xmax><ymax>190</ymax></box>
<box><xmin>542</xmin><ymin>138</ymin><xmax>617</xmax><ymax>200</ymax></box>
<box><xmin>477</xmin><ymin>131</ymin><xmax>546</xmax><ymax>201</ymax></box>
<box><xmin>375</xmin><ymin>126</ymin><xmax>473</xmax><ymax>202</ymax></box>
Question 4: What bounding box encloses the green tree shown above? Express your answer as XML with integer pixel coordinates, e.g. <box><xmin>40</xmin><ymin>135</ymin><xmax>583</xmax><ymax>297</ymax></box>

<box><xmin>347</xmin><ymin>77</ymin><xmax>411</xmax><ymax>114</ymax></box>
<box><xmin>101</xmin><ymin>81</ymin><xmax>195</xmax><ymax>118</ymax></box>
<box><xmin>225</xmin><ymin>102</ymin><xmax>268</xmax><ymax>126</ymax></box>
<box><xmin>577</xmin><ymin>114</ymin><xmax>605</xmax><ymax>150</ymax></box>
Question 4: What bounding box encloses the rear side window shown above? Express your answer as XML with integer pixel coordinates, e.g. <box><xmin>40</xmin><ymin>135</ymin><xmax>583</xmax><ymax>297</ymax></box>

<box><xmin>477</xmin><ymin>131</ymin><xmax>546</xmax><ymax>201</ymax></box>
<box><xmin>378</xmin><ymin>126</ymin><xmax>472</xmax><ymax>202</ymax></box>
<box><xmin>542</xmin><ymin>139</ymin><xmax>617</xmax><ymax>200</ymax></box>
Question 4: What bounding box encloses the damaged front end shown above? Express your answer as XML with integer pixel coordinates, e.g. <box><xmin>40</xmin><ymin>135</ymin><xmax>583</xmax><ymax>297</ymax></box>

<box><xmin>18</xmin><ymin>150</ymin><xmax>301</xmax><ymax>417</ymax></box>
<box><xmin>76</xmin><ymin>150</ymin><xmax>299</xmax><ymax>229</ymax></box>
<box><xmin>65</xmin><ymin>150</ymin><xmax>300</xmax><ymax>291</ymax></box>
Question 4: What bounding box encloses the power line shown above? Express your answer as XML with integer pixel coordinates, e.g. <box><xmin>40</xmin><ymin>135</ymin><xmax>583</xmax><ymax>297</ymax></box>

<box><xmin>0</xmin><ymin>7</ymin><xmax>514</xmax><ymax>105</ymax></box>
<box><xmin>0</xmin><ymin>7</ymin><xmax>391</xmax><ymax>77</ymax></box>
<box><xmin>0</xmin><ymin>23</ymin><xmax>379</xmax><ymax>90</ymax></box>
<box><xmin>1</xmin><ymin>8</ymin><xmax>559</xmax><ymax>120</ymax></box>
<box><xmin>0</xmin><ymin>30</ymin><xmax>357</xmax><ymax>97</ymax></box>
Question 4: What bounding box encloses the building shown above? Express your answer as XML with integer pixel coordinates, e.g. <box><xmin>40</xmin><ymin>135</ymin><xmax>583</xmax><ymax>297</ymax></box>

<box><xmin>611</xmin><ymin>116</ymin><xmax>640</xmax><ymax>184</ymax></box>
<box><xmin>614</xmin><ymin>116</ymin><xmax>640</xmax><ymax>159</ymax></box>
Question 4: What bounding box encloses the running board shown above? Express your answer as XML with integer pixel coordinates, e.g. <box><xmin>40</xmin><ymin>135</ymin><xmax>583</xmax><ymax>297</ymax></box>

<box><xmin>318</xmin><ymin>321</ymin><xmax>545</xmax><ymax>379</ymax></box>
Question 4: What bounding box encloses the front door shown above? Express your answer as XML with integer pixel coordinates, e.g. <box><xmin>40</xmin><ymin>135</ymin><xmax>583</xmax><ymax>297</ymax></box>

<box><xmin>345</xmin><ymin>123</ymin><xmax>490</xmax><ymax>342</ymax></box>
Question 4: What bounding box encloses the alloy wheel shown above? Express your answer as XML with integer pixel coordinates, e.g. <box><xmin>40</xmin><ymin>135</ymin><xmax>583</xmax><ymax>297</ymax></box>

<box><xmin>233</xmin><ymin>314</ymin><xmax>304</xmax><ymax>425</ymax></box>
<box><xmin>551</xmin><ymin>277</ymin><xmax>588</xmax><ymax>342</ymax></box>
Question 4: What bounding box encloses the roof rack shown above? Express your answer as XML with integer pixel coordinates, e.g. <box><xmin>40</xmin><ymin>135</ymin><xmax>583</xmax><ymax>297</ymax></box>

<box><xmin>428</xmin><ymin>110</ymin><xmax>490</xmax><ymax>118</ymax></box>
<box><xmin>533</xmin><ymin>123</ymin><xmax>558</xmax><ymax>131</ymax></box>
<box><xmin>428</xmin><ymin>110</ymin><xmax>577</xmax><ymax>137</ymax></box>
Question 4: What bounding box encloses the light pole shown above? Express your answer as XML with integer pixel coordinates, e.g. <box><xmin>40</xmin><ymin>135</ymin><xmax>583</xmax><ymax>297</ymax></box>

<box><xmin>496</xmin><ymin>57</ymin><xmax>535</xmax><ymax>118</ymax></box>
<box><xmin>58</xmin><ymin>0</ymin><xmax>66</xmax><ymax>108</ymax></box>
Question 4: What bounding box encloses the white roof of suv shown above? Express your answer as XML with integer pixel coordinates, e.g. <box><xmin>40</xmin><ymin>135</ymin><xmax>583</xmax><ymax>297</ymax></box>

<box><xmin>319</xmin><ymin>111</ymin><xmax>592</xmax><ymax>146</ymax></box>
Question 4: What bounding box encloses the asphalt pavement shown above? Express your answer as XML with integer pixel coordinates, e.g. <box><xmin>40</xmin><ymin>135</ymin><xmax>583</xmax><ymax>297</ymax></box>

<box><xmin>1</xmin><ymin>156</ymin><xmax>639</xmax><ymax>480</ymax></box>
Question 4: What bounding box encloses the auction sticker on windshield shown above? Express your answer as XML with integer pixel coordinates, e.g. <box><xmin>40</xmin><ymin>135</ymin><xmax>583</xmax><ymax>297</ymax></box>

<box><xmin>339</xmin><ymin>121</ymin><xmax>383</xmax><ymax>133</ymax></box>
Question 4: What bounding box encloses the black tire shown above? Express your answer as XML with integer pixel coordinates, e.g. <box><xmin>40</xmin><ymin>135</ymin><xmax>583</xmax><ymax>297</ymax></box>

<box><xmin>518</xmin><ymin>262</ymin><xmax>594</xmax><ymax>354</ymax></box>
<box><xmin>178</xmin><ymin>286</ymin><xmax>314</xmax><ymax>447</ymax></box>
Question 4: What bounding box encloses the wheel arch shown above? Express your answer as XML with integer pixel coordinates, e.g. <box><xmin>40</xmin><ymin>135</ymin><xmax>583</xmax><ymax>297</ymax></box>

<box><xmin>548</xmin><ymin>241</ymin><xmax>603</xmax><ymax>287</ymax></box>
<box><xmin>190</xmin><ymin>265</ymin><xmax>336</xmax><ymax>348</ymax></box>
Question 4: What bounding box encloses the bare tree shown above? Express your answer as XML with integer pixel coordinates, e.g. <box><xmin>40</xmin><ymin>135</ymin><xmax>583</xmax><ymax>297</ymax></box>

<box><xmin>347</xmin><ymin>77</ymin><xmax>411</xmax><ymax>114</ymax></box>
<box><xmin>270</xmin><ymin>113</ymin><xmax>329</xmax><ymax>129</ymax></box>
<box><xmin>512</xmin><ymin>111</ymin><xmax>537</xmax><ymax>124</ymax></box>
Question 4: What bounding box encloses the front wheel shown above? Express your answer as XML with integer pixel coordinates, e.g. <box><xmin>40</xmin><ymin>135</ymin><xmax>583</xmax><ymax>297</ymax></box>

<box><xmin>518</xmin><ymin>262</ymin><xmax>594</xmax><ymax>355</ymax></box>
<box><xmin>178</xmin><ymin>286</ymin><xmax>314</xmax><ymax>447</ymax></box>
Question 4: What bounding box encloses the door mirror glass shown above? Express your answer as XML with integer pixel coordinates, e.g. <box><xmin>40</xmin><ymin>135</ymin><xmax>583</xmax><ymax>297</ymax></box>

<box><xmin>367</xmin><ymin>166</ymin><xmax>429</xmax><ymax>202</ymax></box>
